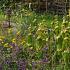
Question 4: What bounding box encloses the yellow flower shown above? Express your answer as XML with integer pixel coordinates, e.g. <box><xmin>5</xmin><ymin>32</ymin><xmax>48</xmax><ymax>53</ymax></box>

<box><xmin>21</xmin><ymin>38</ymin><xmax>26</xmax><ymax>44</ymax></box>
<box><xmin>17</xmin><ymin>31</ymin><xmax>20</xmax><ymax>35</ymax></box>
<box><xmin>30</xmin><ymin>47</ymin><xmax>33</xmax><ymax>50</ymax></box>
<box><xmin>0</xmin><ymin>36</ymin><xmax>5</xmax><ymax>39</ymax></box>
<box><xmin>64</xmin><ymin>49</ymin><xmax>69</xmax><ymax>53</ymax></box>
<box><xmin>57</xmin><ymin>49</ymin><xmax>62</xmax><ymax>52</ymax></box>
<box><xmin>9</xmin><ymin>45</ymin><xmax>13</xmax><ymax>48</ymax></box>
<box><xmin>8</xmin><ymin>28</ymin><xmax>12</xmax><ymax>33</ymax></box>
<box><xmin>21</xmin><ymin>40</ymin><xmax>25</xmax><ymax>44</ymax></box>
<box><xmin>0</xmin><ymin>36</ymin><xmax>5</xmax><ymax>43</ymax></box>
<box><xmin>36</xmin><ymin>46</ymin><xmax>40</xmax><ymax>51</ymax></box>
<box><xmin>37</xmin><ymin>28</ymin><xmax>41</xmax><ymax>31</ymax></box>
<box><xmin>28</xmin><ymin>13</ymin><xmax>31</xmax><ymax>16</ymax></box>
<box><xmin>12</xmin><ymin>38</ymin><xmax>16</xmax><ymax>43</ymax></box>
<box><xmin>37</xmin><ymin>35</ymin><xmax>41</xmax><ymax>40</ymax></box>
<box><xmin>1</xmin><ymin>41</ymin><xmax>4</xmax><ymax>44</ymax></box>
<box><xmin>4</xmin><ymin>43</ymin><xmax>8</xmax><ymax>47</ymax></box>
<box><xmin>46</xmin><ymin>38</ymin><xmax>48</xmax><ymax>41</ymax></box>
<box><xmin>0</xmin><ymin>38</ymin><xmax>2</xmax><ymax>41</ymax></box>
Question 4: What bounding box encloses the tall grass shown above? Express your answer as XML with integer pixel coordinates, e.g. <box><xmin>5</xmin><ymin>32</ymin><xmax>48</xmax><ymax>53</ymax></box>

<box><xmin>0</xmin><ymin>9</ymin><xmax>70</xmax><ymax>70</ymax></box>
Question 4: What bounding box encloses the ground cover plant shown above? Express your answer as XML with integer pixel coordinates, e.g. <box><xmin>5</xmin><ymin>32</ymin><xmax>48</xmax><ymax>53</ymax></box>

<box><xmin>0</xmin><ymin>6</ymin><xmax>70</xmax><ymax>70</ymax></box>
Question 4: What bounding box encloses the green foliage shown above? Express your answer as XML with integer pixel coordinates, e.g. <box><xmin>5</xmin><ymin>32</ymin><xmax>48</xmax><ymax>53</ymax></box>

<box><xmin>0</xmin><ymin>8</ymin><xmax>70</xmax><ymax>69</ymax></box>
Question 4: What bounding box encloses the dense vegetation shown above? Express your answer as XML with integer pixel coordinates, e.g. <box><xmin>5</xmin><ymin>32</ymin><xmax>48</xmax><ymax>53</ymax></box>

<box><xmin>0</xmin><ymin>0</ymin><xmax>70</xmax><ymax>70</ymax></box>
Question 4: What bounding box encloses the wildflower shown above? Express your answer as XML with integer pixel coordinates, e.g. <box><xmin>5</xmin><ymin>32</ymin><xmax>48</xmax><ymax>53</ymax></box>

<box><xmin>8</xmin><ymin>28</ymin><xmax>12</xmax><ymax>33</ymax></box>
<box><xmin>41</xmin><ymin>57</ymin><xmax>48</xmax><ymax>63</ymax></box>
<box><xmin>37</xmin><ymin>27</ymin><xmax>42</xmax><ymax>31</ymax></box>
<box><xmin>30</xmin><ymin>47</ymin><xmax>33</xmax><ymax>50</ymax></box>
<box><xmin>4</xmin><ymin>43</ymin><xmax>9</xmax><ymax>47</ymax></box>
<box><xmin>37</xmin><ymin>35</ymin><xmax>41</xmax><ymax>40</ymax></box>
<box><xmin>0</xmin><ymin>36</ymin><xmax>5</xmax><ymax>39</ymax></box>
<box><xmin>0</xmin><ymin>39</ymin><xmax>2</xmax><ymax>41</ymax></box>
<box><xmin>10</xmin><ymin>43</ymin><xmax>16</xmax><ymax>47</ymax></box>
<box><xmin>21</xmin><ymin>40</ymin><xmax>26</xmax><ymax>45</ymax></box>
<box><xmin>12</xmin><ymin>38</ymin><xmax>16</xmax><ymax>43</ymax></box>
<box><xmin>32</xmin><ymin>61</ymin><xmax>37</xmax><ymax>67</ymax></box>
<box><xmin>18</xmin><ymin>59</ymin><xmax>26</xmax><ymax>70</ymax></box>
<box><xmin>46</xmin><ymin>38</ymin><xmax>48</xmax><ymax>41</ymax></box>
<box><xmin>57</xmin><ymin>49</ymin><xmax>62</xmax><ymax>51</ymax></box>
<box><xmin>17</xmin><ymin>31</ymin><xmax>20</xmax><ymax>35</ymax></box>
<box><xmin>0</xmin><ymin>37</ymin><xmax>4</xmax><ymax>44</ymax></box>
<box><xmin>1</xmin><ymin>41</ymin><xmax>4</xmax><ymax>44</ymax></box>
<box><xmin>28</xmin><ymin>13</ymin><xmax>31</xmax><ymax>16</ymax></box>
<box><xmin>63</xmin><ymin>49</ymin><xmax>69</xmax><ymax>53</ymax></box>
<box><xmin>43</xmin><ymin>46</ymin><xmax>48</xmax><ymax>51</ymax></box>
<box><xmin>9</xmin><ymin>45</ymin><xmax>13</xmax><ymax>48</ymax></box>
<box><xmin>5</xmin><ymin>59</ymin><xmax>11</xmax><ymax>64</ymax></box>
